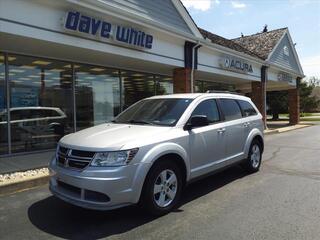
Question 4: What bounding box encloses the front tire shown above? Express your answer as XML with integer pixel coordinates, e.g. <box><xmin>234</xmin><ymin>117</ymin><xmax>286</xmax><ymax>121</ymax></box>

<box><xmin>141</xmin><ymin>161</ymin><xmax>182</xmax><ymax>216</ymax></box>
<box><xmin>243</xmin><ymin>140</ymin><xmax>262</xmax><ymax>173</ymax></box>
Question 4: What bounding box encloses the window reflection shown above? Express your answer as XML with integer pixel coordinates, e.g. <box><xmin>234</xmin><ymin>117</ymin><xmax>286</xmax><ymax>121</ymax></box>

<box><xmin>122</xmin><ymin>71</ymin><xmax>155</xmax><ymax>109</ymax></box>
<box><xmin>0</xmin><ymin>53</ymin><xmax>174</xmax><ymax>156</ymax></box>
<box><xmin>8</xmin><ymin>55</ymin><xmax>74</xmax><ymax>153</ymax></box>
<box><xmin>195</xmin><ymin>80</ymin><xmax>235</xmax><ymax>93</ymax></box>
<box><xmin>0</xmin><ymin>54</ymin><xmax>8</xmax><ymax>154</ymax></box>
<box><xmin>121</xmin><ymin>72</ymin><xmax>173</xmax><ymax>110</ymax></box>
<box><xmin>75</xmin><ymin>65</ymin><xmax>120</xmax><ymax>130</ymax></box>
<box><xmin>156</xmin><ymin>76</ymin><xmax>173</xmax><ymax>95</ymax></box>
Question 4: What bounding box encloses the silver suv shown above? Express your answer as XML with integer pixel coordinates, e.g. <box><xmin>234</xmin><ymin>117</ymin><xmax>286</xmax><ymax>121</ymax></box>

<box><xmin>49</xmin><ymin>93</ymin><xmax>264</xmax><ymax>215</ymax></box>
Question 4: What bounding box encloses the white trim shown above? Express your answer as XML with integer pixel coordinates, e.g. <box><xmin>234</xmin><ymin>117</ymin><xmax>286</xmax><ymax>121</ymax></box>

<box><xmin>266</xmin><ymin>29</ymin><xmax>304</xmax><ymax>77</ymax></box>
<box><xmin>65</xmin><ymin>0</ymin><xmax>198</xmax><ymax>42</ymax></box>
<box><xmin>284</xmin><ymin>30</ymin><xmax>304</xmax><ymax>76</ymax></box>
<box><xmin>268</xmin><ymin>62</ymin><xmax>303</xmax><ymax>78</ymax></box>
<box><xmin>199</xmin><ymin>40</ymin><xmax>265</xmax><ymax>65</ymax></box>
<box><xmin>170</xmin><ymin>0</ymin><xmax>204</xmax><ymax>38</ymax></box>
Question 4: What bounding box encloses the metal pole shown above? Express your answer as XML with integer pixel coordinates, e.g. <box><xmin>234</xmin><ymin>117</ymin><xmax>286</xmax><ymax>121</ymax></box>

<box><xmin>262</xmin><ymin>66</ymin><xmax>268</xmax><ymax>130</ymax></box>
<box><xmin>119</xmin><ymin>70</ymin><xmax>123</xmax><ymax>112</ymax></box>
<box><xmin>72</xmin><ymin>63</ymin><xmax>76</xmax><ymax>132</ymax></box>
<box><xmin>5</xmin><ymin>53</ymin><xmax>11</xmax><ymax>154</ymax></box>
<box><xmin>190</xmin><ymin>41</ymin><xmax>201</xmax><ymax>93</ymax></box>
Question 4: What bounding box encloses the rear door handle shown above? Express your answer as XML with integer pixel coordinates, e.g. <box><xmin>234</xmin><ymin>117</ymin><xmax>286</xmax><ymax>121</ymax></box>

<box><xmin>244</xmin><ymin>122</ymin><xmax>251</xmax><ymax>127</ymax></box>
<box><xmin>217</xmin><ymin>128</ymin><xmax>226</xmax><ymax>133</ymax></box>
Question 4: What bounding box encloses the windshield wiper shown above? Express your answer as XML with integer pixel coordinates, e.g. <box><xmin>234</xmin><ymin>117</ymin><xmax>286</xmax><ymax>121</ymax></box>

<box><xmin>127</xmin><ymin>119</ymin><xmax>154</xmax><ymax>125</ymax></box>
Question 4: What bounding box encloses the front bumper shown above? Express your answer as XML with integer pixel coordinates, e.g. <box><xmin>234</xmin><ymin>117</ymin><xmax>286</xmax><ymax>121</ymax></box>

<box><xmin>49</xmin><ymin>161</ymin><xmax>151</xmax><ymax>210</ymax></box>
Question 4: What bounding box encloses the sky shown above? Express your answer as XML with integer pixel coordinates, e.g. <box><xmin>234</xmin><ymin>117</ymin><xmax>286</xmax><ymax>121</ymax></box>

<box><xmin>180</xmin><ymin>0</ymin><xmax>320</xmax><ymax>79</ymax></box>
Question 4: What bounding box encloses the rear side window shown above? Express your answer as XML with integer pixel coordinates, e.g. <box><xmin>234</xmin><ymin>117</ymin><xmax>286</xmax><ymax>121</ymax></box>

<box><xmin>10</xmin><ymin>110</ymin><xmax>31</xmax><ymax>121</ymax></box>
<box><xmin>238</xmin><ymin>100</ymin><xmax>257</xmax><ymax>117</ymax></box>
<box><xmin>42</xmin><ymin>109</ymin><xmax>61</xmax><ymax>117</ymax></box>
<box><xmin>191</xmin><ymin>99</ymin><xmax>220</xmax><ymax>123</ymax></box>
<box><xmin>219</xmin><ymin>99</ymin><xmax>242</xmax><ymax>121</ymax></box>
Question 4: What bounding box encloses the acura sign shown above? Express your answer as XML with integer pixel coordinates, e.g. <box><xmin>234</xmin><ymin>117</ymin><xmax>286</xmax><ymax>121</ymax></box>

<box><xmin>220</xmin><ymin>56</ymin><xmax>253</xmax><ymax>73</ymax></box>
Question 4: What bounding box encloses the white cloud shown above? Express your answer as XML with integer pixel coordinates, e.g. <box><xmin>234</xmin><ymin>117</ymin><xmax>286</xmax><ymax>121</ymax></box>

<box><xmin>301</xmin><ymin>55</ymin><xmax>320</xmax><ymax>78</ymax></box>
<box><xmin>231</xmin><ymin>1</ymin><xmax>247</xmax><ymax>9</ymax></box>
<box><xmin>181</xmin><ymin>0</ymin><xmax>220</xmax><ymax>11</ymax></box>
<box><xmin>288</xmin><ymin>0</ymin><xmax>313</xmax><ymax>8</ymax></box>
<box><xmin>226</xmin><ymin>11</ymin><xmax>234</xmax><ymax>16</ymax></box>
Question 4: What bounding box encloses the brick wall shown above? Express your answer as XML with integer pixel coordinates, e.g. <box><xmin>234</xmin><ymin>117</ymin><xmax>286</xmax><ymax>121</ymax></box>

<box><xmin>288</xmin><ymin>88</ymin><xmax>300</xmax><ymax>125</ymax></box>
<box><xmin>173</xmin><ymin>68</ymin><xmax>191</xmax><ymax>93</ymax></box>
<box><xmin>251</xmin><ymin>81</ymin><xmax>266</xmax><ymax>123</ymax></box>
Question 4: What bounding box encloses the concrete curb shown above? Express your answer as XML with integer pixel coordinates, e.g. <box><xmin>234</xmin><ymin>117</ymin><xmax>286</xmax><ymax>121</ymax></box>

<box><xmin>0</xmin><ymin>174</ymin><xmax>49</xmax><ymax>196</ymax></box>
<box><xmin>264</xmin><ymin>124</ymin><xmax>311</xmax><ymax>135</ymax></box>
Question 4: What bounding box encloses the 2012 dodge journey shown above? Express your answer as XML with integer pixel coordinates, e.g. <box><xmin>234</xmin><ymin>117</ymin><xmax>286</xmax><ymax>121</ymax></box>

<box><xmin>49</xmin><ymin>93</ymin><xmax>264</xmax><ymax>215</ymax></box>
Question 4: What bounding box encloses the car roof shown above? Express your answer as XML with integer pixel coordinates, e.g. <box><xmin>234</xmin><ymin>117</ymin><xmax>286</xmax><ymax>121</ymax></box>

<box><xmin>147</xmin><ymin>93</ymin><xmax>251</xmax><ymax>101</ymax></box>
<box><xmin>0</xmin><ymin>106</ymin><xmax>63</xmax><ymax>115</ymax></box>
<box><xmin>9</xmin><ymin>107</ymin><xmax>61</xmax><ymax>111</ymax></box>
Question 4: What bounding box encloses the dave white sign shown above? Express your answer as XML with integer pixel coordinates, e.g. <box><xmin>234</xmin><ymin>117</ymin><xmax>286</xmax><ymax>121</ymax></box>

<box><xmin>64</xmin><ymin>11</ymin><xmax>154</xmax><ymax>49</ymax></box>
<box><xmin>219</xmin><ymin>56</ymin><xmax>253</xmax><ymax>73</ymax></box>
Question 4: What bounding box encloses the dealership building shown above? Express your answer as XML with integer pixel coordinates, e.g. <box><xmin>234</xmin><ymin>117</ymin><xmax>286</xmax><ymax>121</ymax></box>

<box><xmin>0</xmin><ymin>0</ymin><xmax>304</xmax><ymax>169</ymax></box>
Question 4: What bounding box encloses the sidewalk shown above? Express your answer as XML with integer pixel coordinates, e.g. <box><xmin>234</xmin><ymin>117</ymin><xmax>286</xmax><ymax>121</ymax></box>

<box><xmin>265</xmin><ymin>120</ymin><xmax>315</xmax><ymax>135</ymax></box>
<box><xmin>0</xmin><ymin>151</ymin><xmax>53</xmax><ymax>175</ymax></box>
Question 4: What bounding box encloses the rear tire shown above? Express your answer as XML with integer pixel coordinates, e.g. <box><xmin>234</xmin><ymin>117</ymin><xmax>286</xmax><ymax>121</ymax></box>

<box><xmin>141</xmin><ymin>161</ymin><xmax>182</xmax><ymax>216</ymax></box>
<box><xmin>243</xmin><ymin>139</ymin><xmax>262</xmax><ymax>173</ymax></box>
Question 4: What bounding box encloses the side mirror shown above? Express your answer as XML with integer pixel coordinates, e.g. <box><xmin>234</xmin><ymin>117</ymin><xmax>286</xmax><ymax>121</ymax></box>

<box><xmin>184</xmin><ymin>115</ymin><xmax>209</xmax><ymax>130</ymax></box>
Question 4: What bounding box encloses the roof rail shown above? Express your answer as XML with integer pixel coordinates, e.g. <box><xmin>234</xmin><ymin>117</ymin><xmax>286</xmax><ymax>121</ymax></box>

<box><xmin>205</xmin><ymin>90</ymin><xmax>243</xmax><ymax>95</ymax></box>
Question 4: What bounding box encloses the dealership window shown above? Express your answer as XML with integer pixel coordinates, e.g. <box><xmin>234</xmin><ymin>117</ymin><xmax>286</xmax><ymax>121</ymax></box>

<box><xmin>0</xmin><ymin>53</ymin><xmax>8</xmax><ymax>155</ymax></box>
<box><xmin>156</xmin><ymin>76</ymin><xmax>173</xmax><ymax>95</ymax></box>
<box><xmin>75</xmin><ymin>65</ymin><xmax>120</xmax><ymax>130</ymax></box>
<box><xmin>8</xmin><ymin>55</ymin><xmax>74</xmax><ymax>153</ymax></box>
<box><xmin>195</xmin><ymin>80</ymin><xmax>235</xmax><ymax>93</ymax></box>
<box><xmin>121</xmin><ymin>71</ymin><xmax>155</xmax><ymax>109</ymax></box>
<box><xmin>0</xmin><ymin>53</ymin><xmax>173</xmax><ymax>156</ymax></box>
<box><xmin>121</xmin><ymin>72</ymin><xmax>173</xmax><ymax>110</ymax></box>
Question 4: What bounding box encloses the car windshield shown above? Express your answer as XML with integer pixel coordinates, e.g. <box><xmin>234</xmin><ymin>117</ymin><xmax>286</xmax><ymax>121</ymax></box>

<box><xmin>113</xmin><ymin>98</ymin><xmax>193</xmax><ymax>126</ymax></box>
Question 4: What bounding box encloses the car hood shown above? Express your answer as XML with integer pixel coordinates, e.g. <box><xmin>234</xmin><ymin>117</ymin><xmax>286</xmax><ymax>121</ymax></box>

<box><xmin>59</xmin><ymin>123</ymin><xmax>171</xmax><ymax>151</ymax></box>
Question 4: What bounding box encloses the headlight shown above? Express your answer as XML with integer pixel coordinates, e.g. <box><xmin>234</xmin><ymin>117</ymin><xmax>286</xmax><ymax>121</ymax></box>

<box><xmin>91</xmin><ymin>148</ymin><xmax>139</xmax><ymax>167</ymax></box>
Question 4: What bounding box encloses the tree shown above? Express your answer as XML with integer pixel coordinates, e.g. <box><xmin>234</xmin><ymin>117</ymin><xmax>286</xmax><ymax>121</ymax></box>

<box><xmin>267</xmin><ymin>79</ymin><xmax>320</xmax><ymax>120</ymax></box>
<box><xmin>299</xmin><ymin>81</ymin><xmax>320</xmax><ymax>113</ymax></box>
<box><xmin>308</xmin><ymin>76</ymin><xmax>320</xmax><ymax>87</ymax></box>
<box><xmin>267</xmin><ymin>91</ymin><xmax>288</xmax><ymax>120</ymax></box>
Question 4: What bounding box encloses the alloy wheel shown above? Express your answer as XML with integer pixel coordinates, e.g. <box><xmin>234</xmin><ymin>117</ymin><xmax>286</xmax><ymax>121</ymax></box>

<box><xmin>153</xmin><ymin>169</ymin><xmax>178</xmax><ymax>208</ymax></box>
<box><xmin>250</xmin><ymin>144</ymin><xmax>261</xmax><ymax>168</ymax></box>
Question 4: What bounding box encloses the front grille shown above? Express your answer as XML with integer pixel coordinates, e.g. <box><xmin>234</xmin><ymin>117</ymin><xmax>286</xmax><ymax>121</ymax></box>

<box><xmin>57</xmin><ymin>146</ymin><xmax>95</xmax><ymax>170</ymax></box>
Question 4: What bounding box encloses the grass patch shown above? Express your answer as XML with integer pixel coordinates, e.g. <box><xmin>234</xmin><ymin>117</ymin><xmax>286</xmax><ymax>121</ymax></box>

<box><xmin>300</xmin><ymin>118</ymin><xmax>320</xmax><ymax>121</ymax></box>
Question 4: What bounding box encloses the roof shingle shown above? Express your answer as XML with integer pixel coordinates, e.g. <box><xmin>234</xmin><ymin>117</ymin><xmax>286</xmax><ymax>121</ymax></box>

<box><xmin>232</xmin><ymin>28</ymin><xmax>287</xmax><ymax>60</ymax></box>
<box><xmin>198</xmin><ymin>28</ymin><xmax>263</xmax><ymax>59</ymax></box>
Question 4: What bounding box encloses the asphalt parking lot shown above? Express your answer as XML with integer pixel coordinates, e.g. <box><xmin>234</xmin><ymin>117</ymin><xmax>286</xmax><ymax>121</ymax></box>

<box><xmin>1</xmin><ymin>125</ymin><xmax>320</xmax><ymax>240</ymax></box>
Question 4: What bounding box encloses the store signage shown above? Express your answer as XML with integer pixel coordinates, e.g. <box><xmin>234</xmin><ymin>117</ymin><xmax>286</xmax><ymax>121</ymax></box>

<box><xmin>64</xmin><ymin>11</ymin><xmax>153</xmax><ymax>49</ymax></box>
<box><xmin>277</xmin><ymin>72</ymin><xmax>293</xmax><ymax>82</ymax></box>
<box><xmin>219</xmin><ymin>56</ymin><xmax>253</xmax><ymax>73</ymax></box>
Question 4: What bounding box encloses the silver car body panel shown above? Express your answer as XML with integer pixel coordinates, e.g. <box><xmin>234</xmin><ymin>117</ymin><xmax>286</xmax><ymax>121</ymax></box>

<box><xmin>49</xmin><ymin>93</ymin><xmax>264</xmax><ymax>210</ymax></box>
